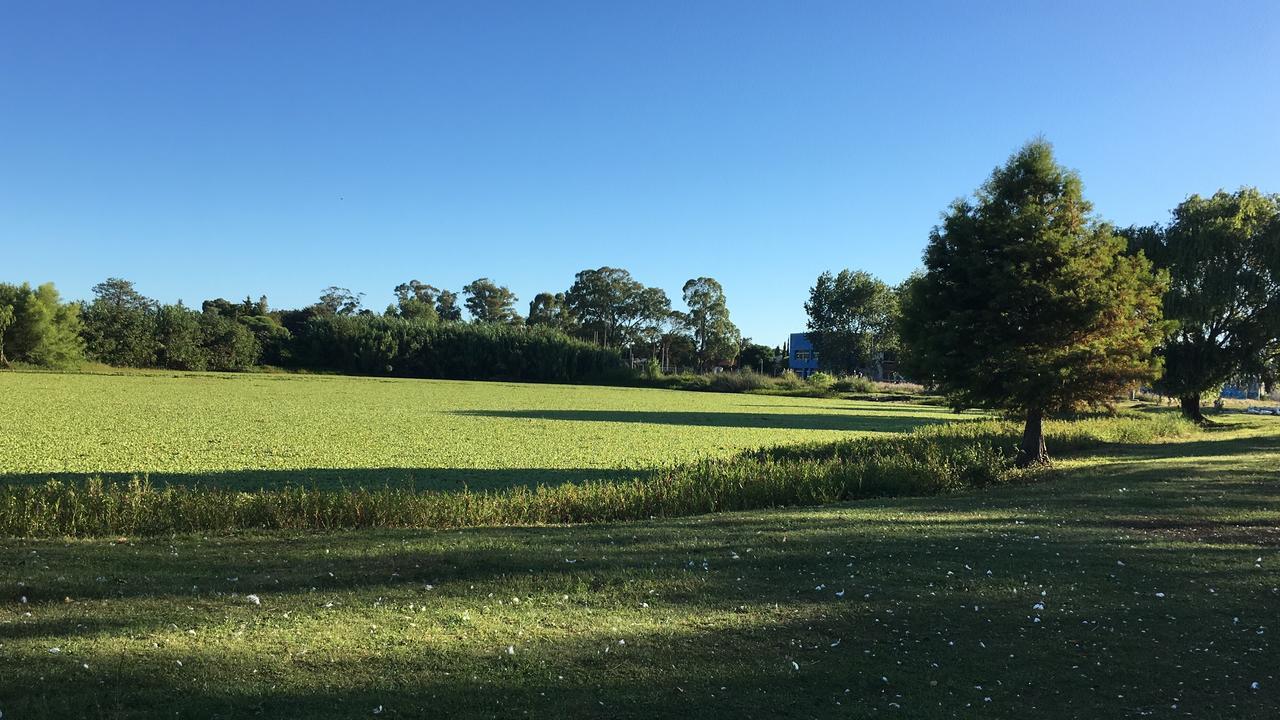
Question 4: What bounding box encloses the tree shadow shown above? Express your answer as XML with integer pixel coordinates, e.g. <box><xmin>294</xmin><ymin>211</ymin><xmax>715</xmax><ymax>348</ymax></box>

<box><xmin>452</xmin><ymin>409</ymin><xmax>948</xmax><ymax>433</ymax></box>
<box><xmin>4</xmin><ymin>496</ymin><xmax>1278</xmax><ymax>719</ymax></box>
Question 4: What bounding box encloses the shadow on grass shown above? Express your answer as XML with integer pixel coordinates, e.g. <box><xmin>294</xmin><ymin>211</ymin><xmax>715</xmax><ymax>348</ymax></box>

<box><xmin>452</xmin><ymin>409</ymin><xmax>949</xmax><ymax>432</ymax></box>
<box><xmin>1088</xmin><ymin>430</ymin><xmax>1280</xmax><ymax>462</ymax></box>
<box><xmin>3</xmin><ymin>487</ymin><xmax>1278</xmax><ymax>719</ymax></box>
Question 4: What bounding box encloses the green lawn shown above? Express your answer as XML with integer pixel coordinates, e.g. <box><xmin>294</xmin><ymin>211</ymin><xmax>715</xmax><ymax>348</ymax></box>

<box><xmin>1</xmin><ymin>416</ymin><xmax>1276</xmax><ymax>718</ymax></box>
<box><xmin>0</xmin><ymin>370</ymin><xmax>965</xmax><ymax>490</ymax></box>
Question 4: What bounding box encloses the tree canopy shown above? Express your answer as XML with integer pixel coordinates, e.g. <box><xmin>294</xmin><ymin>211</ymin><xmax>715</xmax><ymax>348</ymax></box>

<box><xmin>804</xmin><ymin>270</ymin><xmax>898</xmax><ymax>375</ymax></box>
<box><xmin>564</xmin><ymin>267</ymin><xmax>669</xmax><ymax>351</ymax></box>
<box><xmin>1124</xmin><ymin>188</ymin><xmax>1280</xmax><ymax>420</ymax></box>
<box><xmin>527</xmin><ymin>292</ymin><xmax>573</xmax><ymax>331</ymax></box>
<box><xmin>0</xmin><ymin>282</ymin><xmax>85</xmax><ymax>369</ymax></box>
<box><xmin>462</xmin><ymin>278</ymin><xmax>522</xmax><ymax>325</ymax></box>
<box><xmin>680</xmin><ymin>277</ymin><xmax>740</xmax><ymax>370</ymax></box>
<box><xmin>81</xmin><ymin>278</ymin><xmax>160</xmax><ymax>367</ymax></box>
<box><xmin>390</xmin><ymin>280</ymin><xmax>442</xmax><ymax>322</ymax></box>
<box><xmin>900</xmin><ymin>140</ymin><xmax>1168</xmax><ymax>465</ymax></box>
<box><xmin>435</xmin><ymin>290</ymin><xmax>463</xmax><ymax>322</ymax></box>
<box><xmin>316</xmin><ymin>286</ymin><xmax>365</xmax><ymax>316</ymax></box>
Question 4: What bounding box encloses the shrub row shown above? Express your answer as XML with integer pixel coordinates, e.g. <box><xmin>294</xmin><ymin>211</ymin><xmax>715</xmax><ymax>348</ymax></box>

<box><xmin>0</xmin><ymin>413</ymin><xmax>1195</xmax><ymax>537</ymax></box>
<box><xmin>293</xmin><ymin>315</ymin><xmax>623</xmax><ymax>382</ymax></box>
<box><xmin>642</xmin><ymin>369</ymin><xmax>891</xmax><ymax>396</ymax></box>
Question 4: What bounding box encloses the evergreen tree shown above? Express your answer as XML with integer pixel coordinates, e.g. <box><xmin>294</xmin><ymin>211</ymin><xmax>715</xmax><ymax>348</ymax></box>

<box><xmin>900</xmin><ymin>140</ymin><xmax>1168</xmax><ymax>465</ymax></box>
<box><xmin>0</xmin><ymin>282</ymin><xmax>85</xmax><ymax>369</ymax></box>
<box><xmin>81</xmin><ymin>278</ymin><xmax>159</xmax><ymax>367</ymax></box>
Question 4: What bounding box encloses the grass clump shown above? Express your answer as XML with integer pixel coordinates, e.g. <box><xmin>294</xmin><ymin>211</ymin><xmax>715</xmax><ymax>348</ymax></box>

<box><xmin>0</xmin><ymin>412</ymin><xmax>1195</xmax><ymax>537</ymax></box>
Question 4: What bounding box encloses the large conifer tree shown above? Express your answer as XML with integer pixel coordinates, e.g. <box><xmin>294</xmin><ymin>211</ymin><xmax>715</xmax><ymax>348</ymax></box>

<box><xmin>901</xmin><ymin>140</ymin><xmax>1168</xmax><ymax>465</ymax></box>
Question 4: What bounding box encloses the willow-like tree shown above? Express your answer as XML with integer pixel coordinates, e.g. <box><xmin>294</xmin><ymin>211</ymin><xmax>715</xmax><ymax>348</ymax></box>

<box><xmin>804</xmin><ymin>269</ymin><xmax>897</xmax><ymax>374</ymax></box>
<box><xmin>900</xmin><ymin>140</ymin><xmax>1168</xmax><ymax>466</ymax></box>
<box><xmin>1124</xmin><ymin>189</ymin><xmax>1280</xmax><ymax>421</ymax></box>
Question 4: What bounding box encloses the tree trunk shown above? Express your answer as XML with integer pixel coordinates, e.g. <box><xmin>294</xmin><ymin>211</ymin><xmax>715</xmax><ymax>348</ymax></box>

<box><xmin>1017</xmin><ymin>408</ymin><xmax>1049</xmax><ymax>468</ymax></box>
<box><xmin>1180</xmin><ymin>395</ymin><xmax>1206</xmax><ymax>423</ymax></box>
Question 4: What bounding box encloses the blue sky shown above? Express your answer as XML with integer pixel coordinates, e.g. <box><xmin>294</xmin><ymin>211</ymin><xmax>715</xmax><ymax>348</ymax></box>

<box><xmin>3</xmin><ymin>1</ymin><xmax>1278</xmax><ymax>345</ymax></box>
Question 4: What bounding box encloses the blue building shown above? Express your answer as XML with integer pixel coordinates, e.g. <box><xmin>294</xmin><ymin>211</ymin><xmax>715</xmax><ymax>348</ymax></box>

<box><xmin>788</xmin><ymin>332</ymin><xmax>820</xmax><ymax>378</ymax></box>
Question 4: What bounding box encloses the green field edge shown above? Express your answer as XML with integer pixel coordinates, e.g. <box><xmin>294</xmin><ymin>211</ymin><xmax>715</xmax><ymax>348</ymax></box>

<box><xmin>0</xmin><ymin>410</ymin><xmax>1207</xmax><ymax>538</ymax></box>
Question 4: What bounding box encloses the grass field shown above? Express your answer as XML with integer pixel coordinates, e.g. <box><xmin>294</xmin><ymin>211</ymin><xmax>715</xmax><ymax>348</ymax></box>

<box><xmin>0</xmin><ymin>370</ymin><xmax>968</xmax><ymax>490</ymax></box>
<box><xmin>1</xmin><ymin>415</ymin><xmax>1276</xmax><ymax>718</ymax></box>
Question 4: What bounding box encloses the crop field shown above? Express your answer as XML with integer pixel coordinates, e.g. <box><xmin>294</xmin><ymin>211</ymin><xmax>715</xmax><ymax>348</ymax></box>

<box><xmin>1</xmin><ymin>416</ymin><xmax>1277</xmax><ymax>718</ymax></box>
<box><xmin>0</xmin><ymin>370</ymin><xmax>968</xmax><ymax>490</ymax></box>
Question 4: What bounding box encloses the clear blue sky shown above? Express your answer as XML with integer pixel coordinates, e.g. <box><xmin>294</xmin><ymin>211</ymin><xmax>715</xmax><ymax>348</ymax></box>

<box><xmin>3</xmin><ymin>1</ymin><xmax>1278</xmax><ymax>345</ymax></box>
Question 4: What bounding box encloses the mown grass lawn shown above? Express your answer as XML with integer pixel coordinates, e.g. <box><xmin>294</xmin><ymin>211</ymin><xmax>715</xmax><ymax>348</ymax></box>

<box><xmin>0</xmin><ymin>370</ymin><xmax>966</xmax><ymax>490</ymax></box>
<box><xmin>2</xmin><ymin>417</ymin><xmax>1276</xmax><ymax>719</ymax></box>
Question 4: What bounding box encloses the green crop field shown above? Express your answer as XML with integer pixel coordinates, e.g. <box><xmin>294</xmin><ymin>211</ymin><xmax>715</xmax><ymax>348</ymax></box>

<box><xmin>0</xmin><ymin>370</ymin><xmax>969</xmax><ymax>490</ymax></box>
<box><xmin>4</xmin><ymin>369</ymin><xmax>1276</xmax><ymax>718</ymax></box>
<box><xmin>1</xmin><ymin>415</ymin><xmax>1277</xmax><ymax>719</ymax></box>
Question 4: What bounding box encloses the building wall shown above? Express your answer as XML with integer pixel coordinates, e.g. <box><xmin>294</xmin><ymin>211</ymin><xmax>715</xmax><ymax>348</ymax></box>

<box><xmin>788</xmin><ymin>332</ymin><xmax>820</xmax><ymax>378</ymax></box>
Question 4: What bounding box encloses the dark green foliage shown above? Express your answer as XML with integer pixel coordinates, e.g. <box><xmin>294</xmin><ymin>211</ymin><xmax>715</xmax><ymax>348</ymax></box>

<box><xmin>462</xmin><ymin>278</ymin><xmax>522</xmax><ymax>324</ymax></box>
<box><xmin>804</xmin><ymin>269</ymin><xmax>898</xmax><ymax>374</ymax></box>
<box><xmin>154</xmin><ymin>303</ymin><xmax>207</xmax><ymax>370</ymax></box>
<box><xmin>565</xmin><ymin>267</ymin><xmax>670</xmax><ymax>350</ymax></box>
<box><xmin>390</xmin><ymin>280</ymin><xmax>442</xmax><ymax>322</ymax></box>
<box><xmin>435</xmin><ymin>289</ymin><xmax>463</xmax><ymax>322</ymax></box>
<box><xmin>316</xmin><ymin>286</ymin><xmax>364</xmax><ymax>316</ymax></box>
<box><xmin>680</xmin><ymin>277</ymin><xmax>740</xmax><ymax>370</ymax></box>
<box><xmin>0</xmin><ymin>282</ymin><xmax>85</xmax><ymax>368</ymax></box>
<box><xmin>240</xmin><ymin>314</ymin><xmax>293</xmax><ymax>365</ymax></box>
<box><xmin>80</xmin><ymin>278</ymin><xmax>159</xmax><ymax>367</ymax></box>
<box><xmin>0</xmin><ymin>303</ymin><xmax>11</xmax><ymax>365</ymax></box>
<box><xmin>201</xmin><ymin>295</ymin><xmax>269</xmax><ymax>320</ymax></box>
<box><xmin>900</xmin><ymin>141</ymin><xmax>1168</xmax><ymax>464</ymax></box>
<box><xmin>737</xmin><ymin>342</ymin><xmax>781</xmax><ymax>374</ymax></box>
<box><xmin>293</xmin><ymin>314</ymin><xmax>621</xmax><ymax>381</ymax></box>
<box><xmin>1125</xmin><ymin>188</ymin><xmax>1280</xmax><ymax>420</ymax></box>
<box><xmin>200</xmin><ymin>312</ymin><xmax>261</xmax><ymax>371</ymax></box>
<box><xmin>528</xmin><ymin>291</ymin><xmax>573</xmax><ymax>330</ymax></box>
<box><xmin>659</xmin><ymin>331</ymin><xmax>697</xmax><ymax>369</ymax></box>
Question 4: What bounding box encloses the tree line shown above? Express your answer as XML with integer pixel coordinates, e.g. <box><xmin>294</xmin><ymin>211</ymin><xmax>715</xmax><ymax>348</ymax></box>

<box><xmin>802</xmin><ymin>140</ymin><xmax>1279</xmax><ymax>464</ymax></box>
<box><xmin>4</xmin><ymin>139</ymin><xmax>1275</xmax><ymax>460</ymax></box>
<box><xmin>0</xmin><ymin>268</ymin><xmax>756</xmax><ymax>381</ymax></box>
